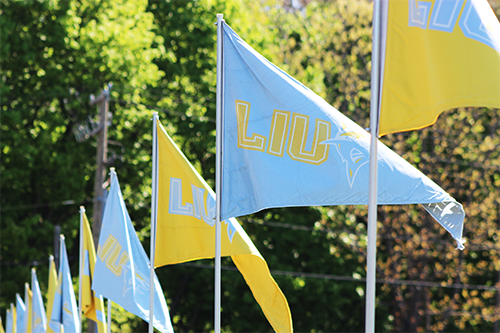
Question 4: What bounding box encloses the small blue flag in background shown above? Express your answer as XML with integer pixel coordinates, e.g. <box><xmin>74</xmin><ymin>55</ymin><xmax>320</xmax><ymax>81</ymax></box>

<box><xmin>15</xmin><ymin>294</ymin><xmax>25</xmax><ymax>333</ymax></box>
<box><xmin>92</xmin><ymin>170</ymin><xmax>174</xmax><ymax>333</ymax></box>
<box><xmin>50</xmin><ymin>235</ymin><xmax>79</xmax><ymax>333</ymax></box>
<box><xmin>32</xmin><ymin>269</ymin><xmax>47</xmax><ymax>333</ymax></box>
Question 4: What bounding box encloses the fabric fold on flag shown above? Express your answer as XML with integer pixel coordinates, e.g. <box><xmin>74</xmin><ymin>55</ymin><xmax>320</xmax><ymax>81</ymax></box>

<box><xmin>50</xmin><ymin>235</ymin><xmax>79</xmax><ymax>333</ymax></box>
<box><xmin>92</xmin><ymin>170</ymin><xmax>173</xmax><ymax>333</ymax></box>
<box><xmin>378</xmin><ymin>0</ymin><xmax>500</xmax><ymax>135</ymax></box>
<box><xmin>154</xmin><ymin>121</ymin><xmax>292</xmax><ymax>333</ymax></box>
<box><xmin>46</xmin><ymin>256</ymin><xmax>59</xmax><ymax>333</ymax></box>
<box><xmin>80</xmin><ymin>209</ymin><xmax>107</xmax><ymax>333</ymax></box>
<box><xmin>31</xmin><ymin>268</ymin><xmax>47</xmax><ymax>333</ymax></box>
<box><xmin>220</xmin><ymin>22</ymin><xmax>465</xmax><ymax>249</ymax></box>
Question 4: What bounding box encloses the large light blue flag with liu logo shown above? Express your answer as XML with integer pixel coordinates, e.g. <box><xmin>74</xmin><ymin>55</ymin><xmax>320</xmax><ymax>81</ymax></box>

<box><xmin>220</xmin><ymin>22</ymin><xmax>465</xmax><ymax>249</ymax></box>
<box><xmin>92</xmin><ymin>170</ymin><xmax>174</xmax><ymax>333</ymax></box>
<box><xmin>50</xmin><ymin>235</ymin><xmax>79</xmax><ymax>333</ymax></box>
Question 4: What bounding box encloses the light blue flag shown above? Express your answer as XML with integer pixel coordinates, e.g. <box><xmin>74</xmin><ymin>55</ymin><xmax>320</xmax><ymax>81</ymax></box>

<box><xmin>15</xmin><ymin>294</ymin><xmax>26</xmax><ymax>333</ymax></box>
<box><xmin>31</xmin><ymin>268</ymin><xmax>47</xmax><ymax>333</ymax></box>
<box><xmin>50</xmin><ymin>235</ymin><xmax>80</xmax><ymax>333</ymax></box>
<box><xmin>6</xmin><ymin>305</ymin><xmax>14</xmax><ymax>333</ymax></box>
<box><xmin>220</xmin><ymin>23</ymin><xmax>465</xmax><ymax>248</ymax></box>
<box><xmin>92</xmin><ymin>170</ymin><xmax>174</xmax><ymax>333</ymax></box>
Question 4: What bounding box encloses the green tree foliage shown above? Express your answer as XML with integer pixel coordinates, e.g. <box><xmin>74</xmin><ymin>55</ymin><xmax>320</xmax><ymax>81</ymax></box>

<box><xmin>1</xmin><ymin>0</ymin><xmax>163</xmax><ymax>330</ymax></box>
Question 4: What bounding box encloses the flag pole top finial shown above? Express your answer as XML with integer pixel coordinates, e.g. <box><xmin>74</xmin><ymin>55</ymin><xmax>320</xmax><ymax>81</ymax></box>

<box><xmin>80</xmin><ymin>206</ymin><xmax>85</xmax><ymax>213</ymax></box>
<box><xmin>110</xmin><ymin>167</ymin><xmax>117</xmax><ymax>180</ymax></box>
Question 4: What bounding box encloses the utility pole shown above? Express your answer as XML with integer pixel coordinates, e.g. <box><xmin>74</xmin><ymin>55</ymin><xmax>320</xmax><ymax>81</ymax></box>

<box><xmin>85</xmin><ymin>84</ymin><xmax>111</xmax><ymax>333</ymax></box>
<box><xmin>89</xmin><ymin>84</ymin><xmax>111</xmax><ymax>247</ymax></box>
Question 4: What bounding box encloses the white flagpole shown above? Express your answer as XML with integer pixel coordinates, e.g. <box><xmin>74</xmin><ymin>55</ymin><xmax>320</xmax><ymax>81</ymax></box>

<box><xmin>58</xmin><ymin>234</ymin><xmax>65</xmax><ymax>333</ymax></box>
<box><xmin>78</xmin><ymin>206</ymin><xmax>84</xmax><ymax>331</ymax></box>
<box><xmin>107</xmin><ymin>169</ymin><xmax>115</xmax><ymax>333</ymax></box>
<box><xmin>215</xmin><ymin>13</ymin><xmax>224</xmax><ymax>333</ymax></box>
<box><xmin>31</xmin><ymin>268</ymin><xmax>35</xmax><ymax>332</ymax></box>
<box><xmin>48</xmin><ymin>254</ymin><xmax>55</xmax><ymax>321</ymax></box>
<box><xmin>366</xmin><ymin>0</ymin><xmax>382</xmax><ymax>332</ymax></box>
<box><xmin>149</xmin><ymin>113</ymin><xmax>159</xmax><ymax>333</ymax></box>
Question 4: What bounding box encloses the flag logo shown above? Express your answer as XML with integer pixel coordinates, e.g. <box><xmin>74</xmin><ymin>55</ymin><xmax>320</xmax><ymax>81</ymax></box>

<box><xmin>235</xmin><ymin>99</ymin><xmax>331</xmax><ymax>165</ymax></box>
<box><xmin>378</xmin><ymin>0</ymin><xmax>500</xmax><ymax>135</ymax></box>
<box><xmin>408</xmin><ymin>0</ymin><xmax>500</xmax><ymax>51</ymax></box>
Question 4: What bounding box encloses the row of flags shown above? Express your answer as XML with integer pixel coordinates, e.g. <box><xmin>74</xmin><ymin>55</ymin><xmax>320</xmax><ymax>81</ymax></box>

<box><xmin>5</xmin><ymin>255</ymin><xmax>63</xmax><ymax>332</ymax></box>
<box><xmin>4</xmin><ymin>233</ymin><xmax>94</xmax><ymax>333</ymax></box>
<box><xmin>5</xmin><ymin>208</ymin><xmax>108</xmax><ymax>333</ymax></box>
<box><xmin>91</xmin><ymin>125</ymin><xmax>292</xmax><ymax>332</ymax></box>
<box><xmin>4</xmin><ymin>124</ymin><xmax>292</xmax><ymax>333</ymax></box>
<box><xmin>4</xmin><ymin>268</ymin><xmax>47</xmax><ymax>333</ymax></box>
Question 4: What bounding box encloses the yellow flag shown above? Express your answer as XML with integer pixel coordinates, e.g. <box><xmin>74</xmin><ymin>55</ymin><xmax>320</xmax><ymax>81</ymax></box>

<box><xmin>10</xmin><ymin>304</ymin><xmax>16</xmax><ymax>333</ymax></box>
<box><xmin>80</xmin><ymin>209</ymin><xmax>107</xmax><ymax>333</ymax></box>
<box><xmin>378</xmin><ymin>0</ymin><xmax>500</xmax><ymax>136</ymax></box>
<box><xmin>154</xmin><ymin>120</ymin><xmax>292</xmax><ymax>333</ymax></box>
<box><xmin>46</xmin><ymin>256</ymin><xmax>58</xmax><ymax>333</ymax></box>
<box><xmin>25</xmin><ymin>283</ymin><xmax>32</xmax><ymax>333</ymax></box>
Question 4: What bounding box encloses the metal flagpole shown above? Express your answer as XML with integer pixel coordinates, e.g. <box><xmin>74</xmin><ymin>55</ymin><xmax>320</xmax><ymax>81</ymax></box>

<box><xmin>59</xmin><ymin>234</ymin><xmax>65</xmax><ymax>333</ymax></box>
<box><xmin>215</xmin><ymin>13</ymin><xmax>224</xmax><ymax>333</ymax></box>
<box><xmin>366</xmin><ymin>0</ymin><xmax>382</xmax><ymax>332</ymax></box>
<box><xmin>107</xmin><ymin>169</ymin><xmax>116</xmax><ymax>333</ymax></box>
<box><xmin>31</xmin><ymin>268</ymin><xmax>35</xmax><ymax>332</ymax></box>
<box><xmin>149</xmin><ymin>113</ymin><xmax>160</xmax><ymax>333</ymax></box>
<box><xmin>78</xmin><ymin>206</ymin><xmax>85</xmax><ymax>331</ymax></box>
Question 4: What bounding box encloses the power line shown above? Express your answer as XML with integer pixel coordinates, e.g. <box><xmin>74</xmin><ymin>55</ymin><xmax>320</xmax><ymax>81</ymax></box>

<box><xmin>0</xmin><ymin>255</ymin><xmax>77</xmax><ymax>267</ymax></box>
<box><xmin>110</xmin><ymin>98</ymin><xmax>216</xmax><ymax>123</ymax></box>
<box><xmin>3</xmin><ymin>202</ymin><xmax>499</xmax><ymax>252</ymax></box>
<box><xmin>178</xmin><ymin>262</ymin><xmax>500</xmax><ymax>292</ymax></box>
<box><xmin>0</xmin><ymin>199</ymin><xmax>78</xmax><ymax>212</ymax></box>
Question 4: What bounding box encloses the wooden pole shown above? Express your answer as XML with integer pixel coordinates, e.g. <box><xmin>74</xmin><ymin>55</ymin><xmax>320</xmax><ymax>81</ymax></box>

<box><xmin>88</xmin><ymin>85</ymin><xmax>111</xmax><ymax>333</ymax></box>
